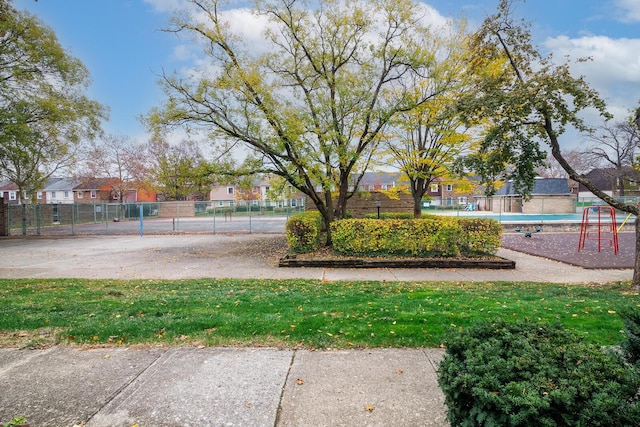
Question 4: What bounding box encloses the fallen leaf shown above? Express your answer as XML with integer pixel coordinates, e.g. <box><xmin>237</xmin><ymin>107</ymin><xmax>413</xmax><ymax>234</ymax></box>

<box><xmin>365</xmin><ymin>405</ymin><xmax>375</xmax><ymax>412</ymax></box>
<box><xmin>296</xmin><ymin>378</ymin><xmax>304</xmax><ymax>385</ymax></box>
<box><xmin>394</xmin><ymin>369</ymin><xmax>404</xmax><ymax>375</ymax></box>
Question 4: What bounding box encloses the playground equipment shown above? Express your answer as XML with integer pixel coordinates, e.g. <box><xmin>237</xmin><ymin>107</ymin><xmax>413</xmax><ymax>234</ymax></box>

<box><xmin>578</xmin><ymin>206</ymin><xmax>618</xmax><ymax>254</ymax></box>
<box><xmin>515</xmin><ymin>226</ymin><xmax>542</xmax><ymax>238</ymax></box>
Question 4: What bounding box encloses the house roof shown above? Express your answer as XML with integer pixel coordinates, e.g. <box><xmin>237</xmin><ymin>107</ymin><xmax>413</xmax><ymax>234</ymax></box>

<box><xmin>579</xmin><ymin>167</ymin><xmax>640</xmax><ymax>192</ymax></box>
<box><xmin>74</xmin><ymin>178</ymin><xmax>119</xmax><ymax>191</ymax></box>
<box><xmin>495</xmin><ymin>178</ymin><xmax>571</xmax><ymax>196</ymax></box>
<box><xmin>0</xmin><ymin>180</ymin><xmax>18</xmax><ymax>191</ymax></box>
<box><xmin>43</xmin><ymin>177</ymin><xmax>78</xmax><ymax>191</ymax></box>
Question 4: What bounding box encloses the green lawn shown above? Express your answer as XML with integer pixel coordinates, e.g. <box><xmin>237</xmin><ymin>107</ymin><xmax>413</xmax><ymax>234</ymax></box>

<box><xmin>0</xmin><ymin>278</ymin><xmax>638</xmax><ymax>349</ymax></box>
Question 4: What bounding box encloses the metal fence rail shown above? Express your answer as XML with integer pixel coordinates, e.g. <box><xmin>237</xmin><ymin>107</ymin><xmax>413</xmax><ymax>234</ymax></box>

<box><xmin>4</xmin><ymin>201</ymin><xmax>301</xmax><ymax>236</ymax></box>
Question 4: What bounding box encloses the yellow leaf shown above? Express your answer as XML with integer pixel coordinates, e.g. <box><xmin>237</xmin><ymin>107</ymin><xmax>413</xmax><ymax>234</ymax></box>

<box><xmin>365</xmin><ymin>405</ymin><xmax>375</xmax><ymax>412</ymax></box>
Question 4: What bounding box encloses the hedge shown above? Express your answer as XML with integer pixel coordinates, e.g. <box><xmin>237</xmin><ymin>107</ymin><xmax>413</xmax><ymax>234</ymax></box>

<box><xmin>285</xmin><ymin>211</ymin><xmax>324</xmax><ymax>253</ymax></box>
<box><xmin>438</xmin><ymin>320</ymin><xmax>640</xmax><ymax>426</ymax></box>
<box><xmin>330</xmin><ymin>217</ymin><xmax>501</xmax><ymax>257</ymax></box>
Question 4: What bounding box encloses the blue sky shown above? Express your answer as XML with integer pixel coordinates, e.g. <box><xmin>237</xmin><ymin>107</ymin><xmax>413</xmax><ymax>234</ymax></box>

<box><xmin>15</xmin><ymin>0</ymin><xmax>640</xmax><ymax>145</ymax></box>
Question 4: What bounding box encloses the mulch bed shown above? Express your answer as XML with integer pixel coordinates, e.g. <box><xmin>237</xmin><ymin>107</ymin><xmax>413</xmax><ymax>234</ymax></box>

<box><xmin>501</xmin><ymin>231</ymin><xmax>634</xmax><ymax>269</ymax></box>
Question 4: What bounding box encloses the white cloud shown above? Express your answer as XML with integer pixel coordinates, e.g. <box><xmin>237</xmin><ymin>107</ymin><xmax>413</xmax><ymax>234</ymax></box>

<box><xmin>544</xmin><ymin>35</ymin><xmax>640</xmax><ymax>120</ymax></box>
<box><xmin>615</xmin><ymin>0</ymin><xmax>640</xmax><ymax>23</ymax></box>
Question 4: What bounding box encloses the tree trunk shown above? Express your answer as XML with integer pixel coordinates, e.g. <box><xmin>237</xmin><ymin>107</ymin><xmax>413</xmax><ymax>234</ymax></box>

<box><xmin>413</xmin><ymin>192</ymin><xmax>422</xmax><ymax>219</ymax></box>
<box><xmin>634</xmin><ymin>216</ymin><xmax>640</xmax><ymax>291</ymax></box>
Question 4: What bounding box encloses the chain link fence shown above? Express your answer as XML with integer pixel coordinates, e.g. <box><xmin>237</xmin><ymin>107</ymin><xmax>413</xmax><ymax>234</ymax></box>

<box><xmin>2</xmin><ymin>201</ymin><xmax>304</xmax><ymax>236</ymax></box>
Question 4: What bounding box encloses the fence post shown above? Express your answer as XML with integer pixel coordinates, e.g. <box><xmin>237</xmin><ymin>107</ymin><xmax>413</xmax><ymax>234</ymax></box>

<box><xmin>139</xmin><ymin>203</ymin><xmax>143</xmax><ymax>237</ymax></box>
<box><xmin>36</xmin><ymin>204</ymin><xmax>41</xmax><ymax>236</ymax></box>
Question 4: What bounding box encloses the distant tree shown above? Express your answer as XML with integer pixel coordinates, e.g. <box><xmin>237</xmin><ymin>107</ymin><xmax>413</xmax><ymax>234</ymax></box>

<box><xmin>148</xmin><ymin>0</ymin><xmax>450</xmax><ymax>244</ymax></box>
<box><xmin>78</xmin><ymin>134</ymin><xmax>150</xmax><ymax>200</ymax></box>
<box><xmin>0</xmin><ymin>1</ymin><xmax>106</xmax><ymax>202</ymax></box>
<box><xmin>147</xmin><ymin>138</ymin><xmax>211</xmax><ymax>201</ymax></box>
<box><xmin>534</xmin><ymin>149</ymin><xmax>597</xmax><ymax>178</ymax></box>
<box><xmin>582</xmin><ymin>118</ymin><xmax>639</xmax><ymax>196</ymax></box>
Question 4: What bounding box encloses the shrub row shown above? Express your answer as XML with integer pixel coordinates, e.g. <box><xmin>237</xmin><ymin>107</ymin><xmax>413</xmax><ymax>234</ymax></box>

<box><xmin>330</xmin><ymin>217</ymin><xmax>501</xmax><ymax>257</ymax></box>
<box><xmin>285</xmin><ymin>211</ymin><xmax>324</xmax><ymax>253</ymax></box>
<box><xmin>438</xmin><ymin>319</ymin><xmax>640</xmax><ymax>426</ymax></box>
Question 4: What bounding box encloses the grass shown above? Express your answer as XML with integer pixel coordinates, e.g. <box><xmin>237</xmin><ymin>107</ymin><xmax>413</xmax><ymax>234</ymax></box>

<box><xmin>0</xmin><ymin>278</ymin><xmax>638</xmax><ymax>349</ymax></box>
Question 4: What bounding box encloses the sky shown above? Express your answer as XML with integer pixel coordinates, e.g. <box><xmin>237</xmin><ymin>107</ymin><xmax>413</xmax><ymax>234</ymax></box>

<box><xmin>14</xmin><ymin>0</ymin><xmax>640</xmax><ymax>148</ymax></box>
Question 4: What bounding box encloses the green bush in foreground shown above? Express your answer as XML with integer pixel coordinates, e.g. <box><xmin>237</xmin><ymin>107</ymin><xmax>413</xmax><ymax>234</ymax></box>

<box><xmin>438</xmin><ymin>319</ymin><xmax>640</xmax><ymax>426</ymax></box>
<box><xmin>285</xmin><ymin>211</ymin><xmax>324</xmax><ymax>253</ymax></box>
<box><xmin>621</xmin><ymin>306</ymin><xmax>640</xmax><ymax>365</ymax></box>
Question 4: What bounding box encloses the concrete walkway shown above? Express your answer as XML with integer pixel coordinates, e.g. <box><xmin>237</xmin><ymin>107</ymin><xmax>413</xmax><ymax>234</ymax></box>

<box><xmin>0</xmin><ymin>234</ymin><xmax>633</xmax><ymax>426</ymax></box>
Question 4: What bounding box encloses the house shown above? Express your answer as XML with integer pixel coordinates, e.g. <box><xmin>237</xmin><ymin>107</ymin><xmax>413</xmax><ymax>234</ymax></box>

<box><xmin>475</xmin><ymin>177</ymin><xmax>576</xmax><ymax>214</ymax></box>
<box><xmin>209</xmin><ymin>175</ymin><xmax>305</xmax><ymax>209</ymax></box>
<box><xmin>0</xmin><ymin>180</ymin><xmax>20</xmax><ymax>205</ymax></box>
<box><xmin>44</xmin><ymin>177</ymin><xmax>78</xmax><ymax>204</ymax></box>
<box><xmin>578</xmin><ymin>167</ymin><xmax>640</xmax><ymax>199</ymax></box>
<box><xmin>73</xmin><ymin>178</ymin><xmax>121</xmax><ymax>203</ymax></box>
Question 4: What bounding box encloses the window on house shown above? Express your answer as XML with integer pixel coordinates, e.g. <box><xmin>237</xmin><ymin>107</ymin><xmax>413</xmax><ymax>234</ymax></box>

<box><xmin>291</xmin><ymin>199</ymin><xmax>297</xmax><ymax>207</ymax></box>
<box><xmin>9</xmin><ymin>191</ymin><xmax>16</xmax><ymax>201</ymax></box>
<box><xmin>446</xmin><ymin>197</ymin><xmax>453</xmax><ymax>205</ymax></box>
<box><xmin>430</xmin><ymin>184</ymin><xmax>438</xmax><ymax>192</ymax></box>
<box><xmin>23</xmin><ymin>192</ymin><xmax>30</xmax><ymax>200</ymax></box>
<box><xmin>229</xmin><ymin>200</ymin><xmax>235</xmax><ymax>207</ymax></box>
<box><xmin>227</xmin><ymin>187</ymin><xmax>234</xmax><ymax>195</ymax></box>
<box><xmin>78</xmin><ymin>191</ymin><xmax>83</xmax><ymax>199</ymax></box>
<box><xmin>218</xmin><ymin>201</ymin><xmax>223</xmax><ymax>207</ymax></box>
<box><xmin>446</xmin><ymin>184</ymin><xmax>453</xmax><ymax>191</ymax></box>
<box><xmin>458</xmin><ymin>197</ymin><xmax>467</xmax><ymax>205</ymax></box>
<box><xmin>63</xmin><ymin>191</ymin><xmax>68</xmax><ymax>198</ymax></box>
<box><xmin>51</xmin><ymin>191</ymin><xmax>57</xmax><ymax>198</ymax></box>
<box><xmin>91</xmin><ymin>190</ymin><xmax>97</xmax><ymax>198</ymax></box>
<box><xmin>37</xmin><ymin>192</ymin><xmax>43</xmax><ymax>200</ymax></box>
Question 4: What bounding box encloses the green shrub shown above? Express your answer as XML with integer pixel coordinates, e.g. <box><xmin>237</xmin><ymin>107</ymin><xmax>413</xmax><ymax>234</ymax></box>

<box><xmin>438</xmin><ymin>319</ymin><xmax>640</xmax><ymax>427</ymax></box>
<box><xmin>621</xmin><ymin>306</ymin><xmax>640</xmax><ymax>365</ymax></box>
<box><xmin>457</xmin><ymin>217</ymin><xmax>502</xmax><ymax>255</ymax></box>
<box><xmin>285</xmin><ymin>211</ymin><xmax>324</xmax><ymax>253</ymax></box>
<box><xmin>330</xmin><ymin>217</ymin><xmax>500</xmax><ymax>257</ymax></box>
<box><xmin>363</xmin><ymin>212</ymin><xmax>414</xmax><ymax>220</ymax></box>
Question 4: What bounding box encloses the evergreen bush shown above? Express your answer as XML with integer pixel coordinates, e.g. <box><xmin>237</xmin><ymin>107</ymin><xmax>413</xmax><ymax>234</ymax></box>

<box><xmin>621</xmin><ymin>306</ymin><xmax>640</xmax><ymax>365</ymax></box>
<box><xmin>438</xmin><ymin>319</ymin><xmax>640</xmax><ymax>426</ymax></box>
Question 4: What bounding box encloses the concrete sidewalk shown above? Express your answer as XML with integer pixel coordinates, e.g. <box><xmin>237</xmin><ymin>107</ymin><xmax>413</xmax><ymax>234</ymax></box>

<box><xmin>0</xmin><ymin>233</ymin><xmax>633</xmax><ymax>426</ymax></box>
<box><xmin>0</xmin><ymin>347</ymin><xmax>447</xmax><ymax>427</ymax></box>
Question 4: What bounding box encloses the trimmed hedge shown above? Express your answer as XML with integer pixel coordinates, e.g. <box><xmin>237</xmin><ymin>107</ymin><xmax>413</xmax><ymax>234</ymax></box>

<box><xmin>285</xmin><ymin>211</ymin><xmax>324</xmax><ymax>253</ymax></box>
<box><xmin>330</xmin><ymin>217</ymin><xmax>501</xmax><ymax>257</ymax></box>
<box><xmin>438</xmin><ymin>320</ymin><xmax>640</xmax><ymax>426</ymax></box>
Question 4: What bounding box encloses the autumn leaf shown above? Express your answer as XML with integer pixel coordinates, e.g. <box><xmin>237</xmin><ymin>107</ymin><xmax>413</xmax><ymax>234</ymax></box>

<box><xmin>296</xmin><ymin>378</ymin><xmax>304</xmax><ymax>385</ymax></box>
<box><xmin>365</xmin><ymin>405</ymin><xmax>375</xmax><ymax>412</ymax></box>
<box><xmin>394</xmin><ymin>369</ymin><xmax>404</xmax><ymax>375</ymax></box>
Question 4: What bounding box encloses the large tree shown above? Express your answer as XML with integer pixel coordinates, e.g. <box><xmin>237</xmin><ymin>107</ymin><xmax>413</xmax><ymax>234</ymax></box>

<box><xmin>463</xmin><ymin>0</ymin><xmax>640</xmax><ymax>288</ymax></box>
<box><xmin>148</xmin><ymin>0</ymin><xmax>445</xmax><ymax>243</ymax></box>
<box><xmin>0</xmin><ymin>1</ymin><xmax>106</xmax><ymax>202</ymax></box>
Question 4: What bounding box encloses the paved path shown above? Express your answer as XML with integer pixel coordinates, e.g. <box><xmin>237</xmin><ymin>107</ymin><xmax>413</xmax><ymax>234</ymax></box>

<box><xmin>0</xmin><ymin>233</ymin><xmax>633</xmax><ymax>426</ymax></box>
